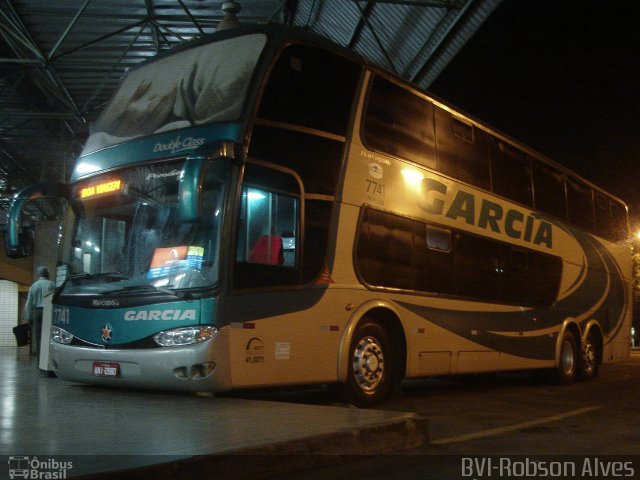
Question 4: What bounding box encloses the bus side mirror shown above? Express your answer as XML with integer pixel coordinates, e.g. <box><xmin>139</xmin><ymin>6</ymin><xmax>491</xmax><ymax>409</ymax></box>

<box><xmin>178</xmin><ymin>157</ymin><xmax>206</xmax><ymax>223</ymax></box>
<box><xmin>5</xmin><ymin>227</ymin><xmax>35</xmax><ymax>258</ymax></box>
<box><xmin>178</xmin><ymin>142</ymin><xmax>235</xmax><ymax>222</ymax></box>
<box><xmin>5</xmin><ymin>182</ymin><xmax>68</xmax><ymax>258</ymax></box>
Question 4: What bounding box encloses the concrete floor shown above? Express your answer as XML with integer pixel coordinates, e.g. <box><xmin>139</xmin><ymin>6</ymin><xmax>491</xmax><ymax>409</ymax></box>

<box><xmin>0</xmin><ymin>347</ymin><xmax>427</xmax><ymax>478</ymax></box>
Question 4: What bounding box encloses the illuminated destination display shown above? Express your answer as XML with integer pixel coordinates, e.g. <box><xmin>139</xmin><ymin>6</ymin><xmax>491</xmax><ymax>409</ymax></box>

<box><xmin>79</xmin><ymin>179</ymin><xmax>123</xmax><ymax>198</ymax></box>
<box><xmin>147</xmin><ymin>246</ymin><xmax>204</xmax><ymax>279</ymax></box>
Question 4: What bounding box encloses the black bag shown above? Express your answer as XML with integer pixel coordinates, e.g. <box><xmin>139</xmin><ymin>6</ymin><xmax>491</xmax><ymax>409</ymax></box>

<box><xmin>13</xmin><ymin>323</ymin><xmax>30</xmax><ymax>347</ymax></box>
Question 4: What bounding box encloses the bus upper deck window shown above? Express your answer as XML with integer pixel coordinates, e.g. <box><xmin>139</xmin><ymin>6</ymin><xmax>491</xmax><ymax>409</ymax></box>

<box><xmin>257</xmin><ymin>44</ymin><xmax>360</xmax><ymax>136</ymax></box>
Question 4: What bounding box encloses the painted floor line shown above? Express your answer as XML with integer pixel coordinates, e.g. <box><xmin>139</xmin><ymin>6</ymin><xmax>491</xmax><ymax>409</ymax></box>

<box><xmin>431</xmin><ymin>405</ymin><xmax>603</xmax><ymax>445</ymax></box>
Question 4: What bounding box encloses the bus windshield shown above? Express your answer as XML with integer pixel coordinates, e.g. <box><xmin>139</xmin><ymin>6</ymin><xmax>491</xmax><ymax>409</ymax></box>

<box><xmin>60</xmin><ymin>159</ymin><xmax>228</xmax><ymax>295</ymax></box>
<box><xmin>81</xmin><ymin>33</ymin><xmax>267</xmax><ymax>155</ymax></box>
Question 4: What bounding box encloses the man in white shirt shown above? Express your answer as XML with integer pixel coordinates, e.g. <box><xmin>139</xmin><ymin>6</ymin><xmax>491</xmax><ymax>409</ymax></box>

<box><xmin>25</xmin><ymin>266</ymin><xmax>54</xmax><ymax>365</ymax></box>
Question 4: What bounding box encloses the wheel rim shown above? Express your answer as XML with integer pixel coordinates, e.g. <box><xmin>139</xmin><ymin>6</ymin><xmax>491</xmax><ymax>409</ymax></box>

<box><xmin>582</xmin><ymin>339</ymin><xmax>596</xmax><ymax>375</ymax></box>
<box><xmin>352</xmin><ymin>335</ymin><xmax>385</xmax><ymax>393</ymax></box>
<box><xmin>560</xmin><ymin>339</ymin><xmax>575</xmax><ymax>376</ymax></box>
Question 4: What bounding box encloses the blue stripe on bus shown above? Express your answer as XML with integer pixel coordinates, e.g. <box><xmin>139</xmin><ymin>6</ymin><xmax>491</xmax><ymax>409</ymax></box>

<box><xmin>71</xmin><ymin>123</ymin><xmax>242</xmax><ymax>181</ymax></box>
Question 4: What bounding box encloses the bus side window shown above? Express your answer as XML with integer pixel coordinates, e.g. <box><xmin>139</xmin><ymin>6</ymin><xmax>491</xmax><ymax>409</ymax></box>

<box><xmin>534</xmin><ymin>253</ymin><xmax>563</xmax><ymax>306</ymax></box>
<box><xmin>566</xmin><ymin>176</ymin><xmax>595</xmax><ymax>233</ymax></box>
<box><xmin>355</xmin><ymin>207</ymin><xmax>561</xmax><ymax>307</ymax></box>
<box><xmin>257</xmin><ymin>44</ymin><xmax>360</xmax><ymax>136</ymax></box>
<box><xmin>416</xmin><ymin>223</ymin><xmax>455</xmax><ymax>295</ymax></box>
<box><xmin>234</xmin><ymin>164</ymin><xmax>302</xmax><ymax>289</ymax></box>
<box><xmin>502</xmin><ymin>247</ymin><xmax>534</xmax><ymax>305</ymax></box>
<box><xmin>610</xmin><ymin>200</ymin><xmax>629</xmax><ymax>242</ymax></box>
<box><xmin>490</xmin><ymin>139</ymin><xmax>533</xmax><ymax>208</ymax></box>
<box><xmin>363</xmin><ymin>75</ymin><xmax>436</xmax><ymax>168</ymax></box>
<box><xmin>355</xmin><ymin>207</ymin><xmax>415</xmax><ymax>290</ymax></box>
<box><xmin>237</xmin><ymin>188</ymin><xmax>297</xmax><ymax>267</ymax></box>
<box><xmin>531</xmin><ymin>161</ymin><xmax>567</xmax><ymax>220</ymax></box>
<box><xmin>595</xmin><ymin>192</ymin><xmax>614</xmax><ymax>240</ymax></box>
<box><xmin>454</xmin><ymin>233</ymin><xmax>502</xmax><ymax>301</ymax></box>
<box><xmin>434</xmin><ymin>107</ymin><xmax>490</xmax><ymax>189</ymax></box>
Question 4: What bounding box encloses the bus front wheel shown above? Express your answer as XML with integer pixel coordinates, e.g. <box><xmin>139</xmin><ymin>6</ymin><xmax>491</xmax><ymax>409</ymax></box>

<box><xmin>345</xmin><ymin>321</ymin><xmax>394</xmax><ymax>407</ymax></box>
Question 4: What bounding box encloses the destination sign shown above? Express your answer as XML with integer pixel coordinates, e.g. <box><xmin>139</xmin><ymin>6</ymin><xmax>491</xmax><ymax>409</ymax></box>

<box><xmin>79</xmin><ymin>179</ymin><xmax>123</xmax><ymax>199</ymax></box>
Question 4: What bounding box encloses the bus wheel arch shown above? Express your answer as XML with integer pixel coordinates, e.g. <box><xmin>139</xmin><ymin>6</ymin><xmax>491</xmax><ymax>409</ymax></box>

<box><xmin>340</xmin><ymin>306</ymin><xmax>406</xmax><ymax>406</ymax></box>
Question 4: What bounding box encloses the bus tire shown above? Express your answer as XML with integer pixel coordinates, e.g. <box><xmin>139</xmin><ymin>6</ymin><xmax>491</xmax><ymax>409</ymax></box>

<box><xmin>578</xmin><ymin>331</ymin><xmax>600</xmax><ymax>380</ymax></box>
<box><xmin>345</xmin><ymin>321</ymin><xmax>394</xmax><ymax>407</ymax></box>
<box><xmin>550</xmin><ymin>330</ymin><xmax>578</xmax><ymax>384</ymax></box>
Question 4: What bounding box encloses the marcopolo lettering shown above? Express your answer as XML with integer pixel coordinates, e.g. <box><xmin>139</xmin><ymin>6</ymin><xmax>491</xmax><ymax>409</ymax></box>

<box><xmin>418</xmin><ymin>177</ymin><xmax>553</xmax><ymax>248</ymax></box>
<box><xmin>124</xmin><ymin>310</ymin><xmax>197</xmax><ymax>321</ymax></box>
<box><xmin>92</xmin><ymin>299</ymin><xmax>120</xmax><ymax>307</ymax></box>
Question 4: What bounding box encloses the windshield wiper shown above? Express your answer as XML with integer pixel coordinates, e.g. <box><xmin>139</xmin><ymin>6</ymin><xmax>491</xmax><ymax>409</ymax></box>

<box><xmin>71</xmin><ymin>271</ymin><xmax>125</xmax><ymax>282</ymax></box>
<box><xmin>152</xmin><ymin>285</ymin><xmax>179</xmax><ymax>296</ymax></box>
<box><xmin>106</xmin><ymin>285</ymin><xmax>185</xmax><ymax>298</ymax></box>
<box><xmin>103</xmin><ymin>272</ymin><xmax>126</xmax><ymax>281</ymax></box>
<box><xmin>127</xmin><ymin>186</ymin><xmax>163</xmax><ymax>206</ymax></box>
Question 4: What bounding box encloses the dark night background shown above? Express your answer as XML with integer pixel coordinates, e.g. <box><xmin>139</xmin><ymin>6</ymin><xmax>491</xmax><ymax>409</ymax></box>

<box><xmin>430</xmin><ymin>0</ymin><xmax>640</xmax><ymax>228</ymax></box>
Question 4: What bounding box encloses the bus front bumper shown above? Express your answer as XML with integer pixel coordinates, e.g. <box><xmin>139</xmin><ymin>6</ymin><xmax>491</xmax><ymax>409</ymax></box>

<box><xmin>50</xmin><ymin>336</ymin><xmax>231</xmax><ymax>392</ymax></box>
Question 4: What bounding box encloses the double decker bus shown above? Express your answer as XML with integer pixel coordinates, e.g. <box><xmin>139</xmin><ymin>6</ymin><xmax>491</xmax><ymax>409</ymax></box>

<box><xmin>6</xmin><ymin>23</ymin><xmax>631</xmax><ymax>406</ymax></box>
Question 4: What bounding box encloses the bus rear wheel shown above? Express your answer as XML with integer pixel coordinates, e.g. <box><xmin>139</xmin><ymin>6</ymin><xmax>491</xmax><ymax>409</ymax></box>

<box><xmin>578</xmin><ymin>331</ymin><xmax>600</xmax><ymax>380</ymax></box>
<box><xmin>550</xmin><ymin>330</ymin><xmax>578</xmax><ymax>384</ymax></box>
<box><xmin>345</xmin><ymin>321</ymin><xmax>394</xmax><ymax>407</ymax></box>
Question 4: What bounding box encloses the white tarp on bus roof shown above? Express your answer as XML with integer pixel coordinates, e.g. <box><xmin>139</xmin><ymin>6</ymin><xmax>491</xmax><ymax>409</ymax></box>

<box><xmin>82</xmin><ymin>33</ymin><xmax>267</xmax><ymax>155</ymax></box>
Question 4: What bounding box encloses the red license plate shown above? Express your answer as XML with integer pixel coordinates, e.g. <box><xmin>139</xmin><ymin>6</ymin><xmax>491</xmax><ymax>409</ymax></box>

<box><xmin>92</xmin><ymin>361</ymin><xmax>120</xmax><ymax>377</ymax></box>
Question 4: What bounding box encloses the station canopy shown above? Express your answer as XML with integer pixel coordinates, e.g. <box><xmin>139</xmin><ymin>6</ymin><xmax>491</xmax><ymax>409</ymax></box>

<box><xmin>0</xmin><ymin>0</ymin><xmax>502</xmax><ymax>224</ymax></box>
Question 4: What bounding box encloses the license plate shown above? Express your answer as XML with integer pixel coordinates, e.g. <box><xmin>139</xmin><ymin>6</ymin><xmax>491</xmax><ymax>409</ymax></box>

<box><xmin>92</xmin><ymin>361</ymin><xmax>120</xmax><ymax>377</ymax></box>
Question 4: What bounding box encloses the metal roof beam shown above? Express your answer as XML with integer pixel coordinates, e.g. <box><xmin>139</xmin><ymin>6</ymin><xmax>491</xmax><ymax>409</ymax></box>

<box><xmin>0</xmin><ymin>56</ymin><xmax>78</xmax><ymax>124</ymax></box>
<box><xmin>0</xmin><ymin>116</ymin><xmax>33</xmax><ymax>136</ymax></box>
<box><xmin>1</xmin><ymin>2</ymin><xmax>85</xmax><ymax>124</ymax></box>
<box><xmin>49</xmin><ymin>19</ymin><xmax>148</xmax><ymax>62</ymax></box>
<box><xmin>348</xmin><ymin>1</ymin><xmax>374</xmax><ymax>49</ymax></box>
<box><xmin>0</xmin><ymin>68</ymin><xmax>24</xmax><ymax>85</ymax></box>
<box><xmin>303</xmin><ymin>0</ymin><xmax>319</xmax><ymax>28</ymax></box>
<box><xmin>0</xmin><ymin>6</ymin><xmax>44</xmax><ymax>60</ymax></box>
<box><xmin>409</xmin><ymin>0</ymin><xmax>479</xmax><ymax>85</ymax></box>
<box><xmin>268</xmin><ymin>0</ymin><xmax>294</xmax><ymax>24</ymax></box>
<box><xmin>148</xmin><ymin>18</ymin><xmax>188</xmax><ymax>43</ymax></box>
<box><xmin>402</xmin><ymin>3</ymin><xmax>456</xmax><ymax>79</ymax></box>
<box><xmin>1</xmin><ymin>111</ymin><xmax>77</xmax><ymax>120</ymax></box>
<box><xmin>145</xmin><ymin>0</ymin><xmax>162</xmax><ymax>53</ymax></box>
<box><xmin>0</xmin><ymin>143</ymin><xmax>40</xmax><ymax>206</ymax></box>
<box><xmin>353</xmin><ymin>0</ymin><xmax>398</xmax><ymax>74</ymax></box>
<box><xmin>355</xmin><ymin>0</ymin><xmax>454</xmax><ymax>6</ymax></box>
<box><xmin>46</xmin><ymin>0</ymin><xmax>92</xmax><ymax>61</ymax></box>
<box><xmin>82</xmin><ymin>23</ymin><xmax>150</xmax><ymax>113</ymax></box>
<box><xmin>176</xmin><ymin>0</ymin><xmax>205</xmax><ymax>35</ymax></box>
<box><xmin>0</xmin><ymin>58</ymin><xmax>40</xmax><ymax>64</ymax></box>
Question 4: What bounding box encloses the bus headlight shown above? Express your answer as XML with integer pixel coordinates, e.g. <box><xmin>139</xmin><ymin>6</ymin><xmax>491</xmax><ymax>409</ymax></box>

<box><xmin>52</xmin><ymin>326</ymin><xmax>74</xmax><ymax>345</ymax></box>
<box><xmin>153</xmin><ymin>326</ymin><xmax>218</xmax><ymax>347</ymax></box>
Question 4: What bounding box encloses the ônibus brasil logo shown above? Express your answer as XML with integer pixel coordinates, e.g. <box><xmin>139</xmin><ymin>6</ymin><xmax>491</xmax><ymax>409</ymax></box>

<box><xmin>7</xmin><ymin>456</ymin><xmax>73</xmax><ymax>479</ymax></box>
